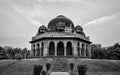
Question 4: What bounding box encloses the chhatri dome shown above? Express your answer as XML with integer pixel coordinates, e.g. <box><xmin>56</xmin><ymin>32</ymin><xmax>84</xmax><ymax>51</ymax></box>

<box><xmin>75</xmin><ymin>25</ymin><xmax>83</xmax><ymax>31</ymax></box>
<box><xmin>30</xmin><ymin>15</ymin><xmax>92</xmax><ymax>58</ymax></box>
<box><xmin>36</xmin><ymin>25</ymin><xmax>47</xmax><ymax>35</ymax></box>
<box><xmin>39</xmin><ymin>25</ymin><xmax>47</xmax><ymax>30</ymax></box>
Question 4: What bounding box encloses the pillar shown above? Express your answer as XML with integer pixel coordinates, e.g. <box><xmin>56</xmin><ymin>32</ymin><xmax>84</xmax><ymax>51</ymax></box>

<box><xmin>36</xmin><ymin>44</ymin><xmax>39</xmax><ymax>56</ymax></box>
<box><xmin>64</xmin><ymin>42</ymin><xmax>66</xmax><ymax>56</ymax></box>
<box><xmin>39</xmin><ymin>43</ymin><xmax>41</xmax><ymax>56</ymax></box>
<box><xmin>86</xmin><ymin>45</ymin><xmax>88</xmax><ymax>57</ymax></box>
<box><xmin>36</xmin><ymin>45</ymin><xmax>38</xmax><ymax>56</ymax></box>
<box><xmin>73</xmin><ymin>41</ymin><xmax>77</xmax><ymax>56</ymax></box>
<box><xmin>35</xmin><ymin>44</ymin><xmax>37</xmax><ymax>56</ymax></box>
<box><xmin>55</xmin><ymin>42</ymin><xmax>57</xmax><ymax>56</ymax></box>
<box><xmin>77</xmin><ymin>42</ymin><xmax>80</xmax><ymax>56</ymax></box>
<box><xmin>47</xmin><ymin>46</ymin><xmax>49</xmax><ymax>56</ymax></box>
<box><xmin>79</xmin><ymin>42</ymin><xmax>82</xmax><ymax>56</ymax></box>
<box><xmin>44</xmin><ymin>41</ymin><xmax>48</xmax><ymax>56</ymax></box>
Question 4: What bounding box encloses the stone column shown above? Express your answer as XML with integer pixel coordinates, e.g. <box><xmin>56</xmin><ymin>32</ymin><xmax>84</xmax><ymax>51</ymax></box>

<box><xmin>35</xmin><ymin>44</ymin><xmax>37</xmax><ymax>56</ymax></box>
<box><xmin>39</xmin><ymin>43</ymin><xmax>41</xmax><ymax>56</ymax></box>
<box><xmin>73</xmin><ymin>41</ymin><xmax>77</xmax><ymax>56</ymax></box>
<box><xmin>79</xmin><ymin>42</ymin><xmax>82</xmax><ymax>56</ymax></box>
<box><xmin>47</xmin><ymin>46</ymin><xmax>49</xmax><ymax>56</ymax></box>
<box><xmin>86</xmin><ymin>45</ymin><xmax>88</xmax><ymax>57</ymax></box>
<box><xmin>55</xmin><ymin>42</ymin><xmax>57</xmax><ymax>56</ymax></box>
<box><xmin>84</xmin><ymin>44</ymin><xmax>86</xmax><ymax>57</ymax></box>
<box><xmin>77</xmin><ymin>42</ymin><xmax>79</xmax><ymax>56</ymax></box>
<box><xmin>64</xmin><ymin>42</ymin><xmax>66</xmax><ymax>56</ymax></box>
<box><xmin>44</xmin><ymin>41</ymin><xmax>48</xmax><ymax>56</ymax></box>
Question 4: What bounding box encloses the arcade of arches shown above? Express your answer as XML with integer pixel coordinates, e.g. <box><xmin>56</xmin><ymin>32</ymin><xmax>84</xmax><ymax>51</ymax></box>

<box><xmin>31</xmin><ymin>40</ymin><xmax>91</xmax><ymax>57</ymax></box>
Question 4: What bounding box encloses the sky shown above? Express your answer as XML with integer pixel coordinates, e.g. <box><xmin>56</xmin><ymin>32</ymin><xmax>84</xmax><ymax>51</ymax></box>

<box><xmin>0</xmin><ymin>0</ymin><xmax>120</xmax><ymax>49</ymax></box>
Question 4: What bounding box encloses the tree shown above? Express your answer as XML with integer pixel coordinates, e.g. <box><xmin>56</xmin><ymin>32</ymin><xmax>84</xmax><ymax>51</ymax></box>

<box><xmin>107</xmin><ymin>43</ymin><xmax>120</xmax><ymax>60</ymax></box>
<box><xmin>91</xmin><ymin>44</ymin><xmax>108</xmax><ymax>59</ymax></box>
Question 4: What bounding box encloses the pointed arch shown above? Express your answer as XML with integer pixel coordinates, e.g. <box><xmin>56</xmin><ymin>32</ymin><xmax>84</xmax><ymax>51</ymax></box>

<box><xmin>57</xmin><ymin>41</ymin><xmax>64</xmax><ymax>56</ymax></box>
<box><xmin>81</xmin><ymin>44</ymin><xmax>84</xmax><ymax>56</ymax></box>
<box><xmin>41</xmin><ymin>42</ymin><xmax>44</xmax><ymax>56</ymax></box>
<box><xmin>66</xmin><ymin>41</ymin><xmax>73</xmax><ymax>56</ymax></box>
<box><xmin>77</xmin><ymin>42</ymin><xmax>80</xmax><ymax>56</ymax></box>
<box><xmin>37</xmin><ymin>43</ymin><xmax>40</xmax><ymax>56</ymax></box>
<box><xmin>49</xmin><ymin>41</ymin><xmax>55</xmax><ymax>56</ymax></box>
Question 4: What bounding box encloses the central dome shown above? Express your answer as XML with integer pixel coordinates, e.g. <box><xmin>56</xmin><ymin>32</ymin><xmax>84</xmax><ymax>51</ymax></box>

<box><xmin>48</xmin><ymin>15</ymin><xmax>74</xmax><ymax>31</ymax></box>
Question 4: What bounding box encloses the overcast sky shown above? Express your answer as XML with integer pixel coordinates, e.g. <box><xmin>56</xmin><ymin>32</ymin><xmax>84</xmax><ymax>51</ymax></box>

<box><xmin>0</xmin><ymin>0</ymin><xmax>120</xmax><ymax>49</ymax></box>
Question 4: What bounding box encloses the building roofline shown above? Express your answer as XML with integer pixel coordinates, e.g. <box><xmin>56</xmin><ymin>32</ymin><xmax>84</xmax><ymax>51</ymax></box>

<box><xmin>30</xmin><ymin>37</ymin><xmax>92</xmax><ymax>43</ymax></box>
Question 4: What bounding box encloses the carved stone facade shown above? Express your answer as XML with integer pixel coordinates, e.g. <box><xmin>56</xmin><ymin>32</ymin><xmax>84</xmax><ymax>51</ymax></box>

<box><xmin>30</xmin><ymin>15</ymin><xmax>92</xmax><ymax>58</ymax></box>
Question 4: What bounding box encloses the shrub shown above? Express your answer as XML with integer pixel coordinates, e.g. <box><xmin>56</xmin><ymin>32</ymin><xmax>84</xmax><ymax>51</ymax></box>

<box><xmin>33</xmin><ymin>65</ymin><xmax>43</xmax><ymax>75</ymax></box>
<box><xmin>15</xmin><ymin>53</ymin><xmax>23</xmax><ymax>60</ymax></box>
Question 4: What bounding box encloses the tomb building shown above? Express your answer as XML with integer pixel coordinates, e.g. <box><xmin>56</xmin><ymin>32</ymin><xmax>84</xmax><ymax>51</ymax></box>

<box><xmin>30</xmin><ymin>15</ymin><xmax>92</xmax><ymax>58</ymax></box>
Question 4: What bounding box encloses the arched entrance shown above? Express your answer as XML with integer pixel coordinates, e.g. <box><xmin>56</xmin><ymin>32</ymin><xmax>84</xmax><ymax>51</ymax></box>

<box><xmin>41</xmin><ymin>42</ymin><xmax>44</xmax><ymax>56</ymax></box>
<box><xmin>66</xmin><ymin>42</ymin><xmax>73</xmax><ymax>56</ymax></box>
<box><xmin>37</xmin><ymin>43</ymin><xmax>40</xmax><ymax>56</ymax></box>
<box><xmin>77</xmin><ymin>42</ymin><xmax>80</xmax><ymax>56</ymax></box>
<box><xmin>49</xmin><ymin>41</ymin><xmax>55</xmax><ymax>56</ymax></box>
<box><xmin>57</xmin><ymin>41</ymin><xmax>64</xmax><ymax>56</ymax></box>
<box><xmin>81</xmin><ymin>44</ymin><xmax>84</xmax><ymax>56</ymax></box>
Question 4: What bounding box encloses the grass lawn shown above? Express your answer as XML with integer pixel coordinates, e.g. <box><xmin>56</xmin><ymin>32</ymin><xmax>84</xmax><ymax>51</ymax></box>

<box><xmin>0</xmin><ymin>59</ymin><xmax>120</xmax><ymax>75</ymax></box>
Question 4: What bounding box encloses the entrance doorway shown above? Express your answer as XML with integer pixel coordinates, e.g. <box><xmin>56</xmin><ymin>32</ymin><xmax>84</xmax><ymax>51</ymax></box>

<box><xmin>66</xmin><ymin>42</ymin><xmax>73</xmax><ymax>56</ymax></box>
<box><xmin>57</xmin><ymin>41</ymin><xmax>64</xmax><ymax>56</ymax></box>
<box><xmin>49</xmin><ymin>41</ymin><xmax>55</xmax><ymax>56</ymax></box>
